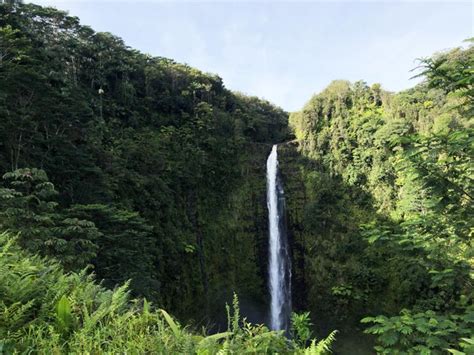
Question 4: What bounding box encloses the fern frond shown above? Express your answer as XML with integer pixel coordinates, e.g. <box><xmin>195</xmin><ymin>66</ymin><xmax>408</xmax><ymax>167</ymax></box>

<box><xmin>305</xmin><ymin>330</ymin><xmax>338</xmax><ymax>355</ymax></box>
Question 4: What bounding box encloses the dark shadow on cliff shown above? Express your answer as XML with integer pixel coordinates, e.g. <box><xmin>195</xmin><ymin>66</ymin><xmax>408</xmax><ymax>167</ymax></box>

<box><xmin>278</xmin><ymin>141</ymin><xmax>399</xmax><ymax>354</ymax></box>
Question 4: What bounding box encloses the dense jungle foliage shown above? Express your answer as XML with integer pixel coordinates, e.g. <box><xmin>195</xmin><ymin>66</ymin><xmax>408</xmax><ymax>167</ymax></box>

<box><xmin>284</xmin><ymin>40</ymin><xmax>473</xmax><ymax>353</ymax></box>
<box><xmin>0</xmin><ymin>2</ymin><xmax>290</xmax><ymax>326</ymax></box>
<box><xmin>0</xmin><ymin>2</ymin><xmax>472</xmax><ymax>354</ymax></box>
<box><xmin>0</xmin><ymin>232</ymin><xmax>336</xmax><ymax>354</ymax></box>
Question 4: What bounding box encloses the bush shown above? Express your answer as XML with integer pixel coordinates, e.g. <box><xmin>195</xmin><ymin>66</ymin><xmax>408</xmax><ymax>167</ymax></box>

<box><xmin>0</xmin><ymin>232</ymin><xmax>336</xmax><ymax>354</ymax></box>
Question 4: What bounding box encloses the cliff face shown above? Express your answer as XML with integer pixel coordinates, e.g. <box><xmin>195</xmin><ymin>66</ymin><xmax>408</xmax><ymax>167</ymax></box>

<box><xmin>278</xmin><ymin>141</ymin><xmax>376</xmax><ymax>351</ymax></box>
<box><xmin>277</xmin><ymin>142</ymin><xmax>308</xmax><ymax>311</ymax></box>
<box><xmin>201</xmin><ymin>143</ymin><xmax>273</xmax><ymax>326</ymax></box>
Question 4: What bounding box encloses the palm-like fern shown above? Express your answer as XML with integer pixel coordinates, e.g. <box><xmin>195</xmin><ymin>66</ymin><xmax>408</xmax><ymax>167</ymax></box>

<box><xmin>303</xmin><ymin>331</ymin><xmax>338</xmax><ymax>355</ymax></box>
<box><xmin>0</xmin><ymin>233</ymin><xmax>338</xmax><ymax>353</ymax></box>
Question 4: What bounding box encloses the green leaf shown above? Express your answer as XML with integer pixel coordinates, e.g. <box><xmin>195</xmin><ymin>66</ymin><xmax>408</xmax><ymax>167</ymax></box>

<box><xmin>447</xmin><ymin>350</ymin><xmax>465</xmax><ymax>355</ymax></box>
<box><xmin>56</xmin><ymin>295</ymin><xmax>73</xmax><ymax>334</ymax></box>
<box><xmin>198</xmin><ymin>331</ymin><xmax>233</xmax><ymax>347</ymax></box>
<box><xmin>160</xmin><ymin>309</ymin><xmax>180</xmax><ymax>337</ymax></box>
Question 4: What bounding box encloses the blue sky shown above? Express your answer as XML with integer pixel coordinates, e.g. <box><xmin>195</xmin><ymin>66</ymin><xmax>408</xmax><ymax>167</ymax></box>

<box><xmin>32</xmin><ymin>0</ymin><xmax>472</xmax><ymax>111</ymax></box>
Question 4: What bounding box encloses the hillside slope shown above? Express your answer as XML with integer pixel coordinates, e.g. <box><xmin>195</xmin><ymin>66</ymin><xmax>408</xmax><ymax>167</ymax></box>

<box><xmin>0</xmin><ymin>2</ymin><xmax>290</xmax><ymax>323</ymax></box>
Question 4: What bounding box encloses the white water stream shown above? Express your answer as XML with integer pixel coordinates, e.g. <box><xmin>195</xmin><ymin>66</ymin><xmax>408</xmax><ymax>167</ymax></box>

<box><xmin>267</xmin><ymin>144</ymin><xmax>291</xmax><ymax>331</ymax></box>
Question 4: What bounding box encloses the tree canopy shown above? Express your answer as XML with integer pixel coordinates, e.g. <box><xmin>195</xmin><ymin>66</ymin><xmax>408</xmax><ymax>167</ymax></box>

<box><xmin>0</xmin><ymin>1</ymin><xmax>472</xmax><ymax>353</ymax></box>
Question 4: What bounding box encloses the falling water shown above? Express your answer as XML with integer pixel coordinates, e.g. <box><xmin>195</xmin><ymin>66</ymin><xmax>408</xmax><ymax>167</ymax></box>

<box><xmin>267</xmin><ymin>144</ymin><xmax>291</xmax><ymax>332</ymax></box>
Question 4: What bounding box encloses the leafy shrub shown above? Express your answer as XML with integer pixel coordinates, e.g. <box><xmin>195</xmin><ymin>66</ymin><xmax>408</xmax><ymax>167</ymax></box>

<box><xmin>0</xmin><ymin>233</ymin><xmax>336</xmax><ymax>354</ymax></box>
<box><xmin>361</xmin><ymin>308</ymin><xmax>474</xmax><ymax>354</ymax></box>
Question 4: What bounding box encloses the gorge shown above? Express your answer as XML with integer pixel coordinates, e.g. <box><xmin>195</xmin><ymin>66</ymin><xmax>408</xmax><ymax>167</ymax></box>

<box><xmin>0</xmin><ymin>2</ymin><xmax>472</xmax><ymax>354</ymax></box>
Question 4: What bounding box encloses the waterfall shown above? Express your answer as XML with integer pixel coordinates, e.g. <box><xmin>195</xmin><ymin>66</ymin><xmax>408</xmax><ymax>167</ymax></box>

<box><xmin>267</xmin><ymin>144</ymin><xmax>291</xmax><ymax>332</ymax></box>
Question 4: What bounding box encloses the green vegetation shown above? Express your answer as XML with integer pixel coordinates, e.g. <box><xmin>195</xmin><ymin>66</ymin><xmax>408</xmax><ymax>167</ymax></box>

<box><xmin>0</xmin><ymin>1</ymin><xmax>472</xmax><ymax>353</ymax></box>
<box><xmin>0</xmin><ymin>233</ymin><xmax>335</xmax><ymax>354</ymax></box>
<box><xmin>284</xmin><ymin>41</ymin><xmax>473</xmax><ymax>353</ymax></box>
<box><xmin>0</xmin><ymin>1</ymin><xmax>289</xmax><ymax>323</ymax></box>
